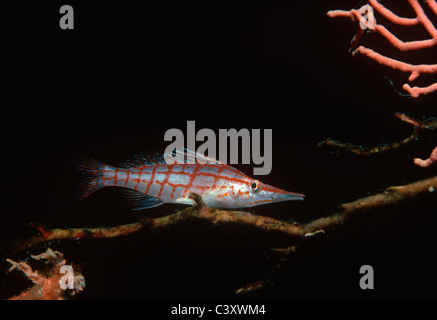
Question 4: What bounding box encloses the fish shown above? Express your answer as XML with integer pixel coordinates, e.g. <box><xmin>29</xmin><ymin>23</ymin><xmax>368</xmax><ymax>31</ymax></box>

<box><xmin>77</xmin><ymin>149</ymin><xmax>305</xmax><ymax>209</ymax></box>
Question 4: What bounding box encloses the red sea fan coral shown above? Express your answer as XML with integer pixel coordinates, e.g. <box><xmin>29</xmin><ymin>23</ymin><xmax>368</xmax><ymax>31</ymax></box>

<box><xmin>414</xmin><ymin>145</ymin><xmax>437</xmax><ymax>167</ymax></box>
<box><xmin>328</xmin><ymin>0</ymin><xmax>437</xmax><ymax>98</ymax></box>
<box><xmin>327</xmin><ymin>0</ymin><xmax>437</xmax><ymax>167</ymax></box>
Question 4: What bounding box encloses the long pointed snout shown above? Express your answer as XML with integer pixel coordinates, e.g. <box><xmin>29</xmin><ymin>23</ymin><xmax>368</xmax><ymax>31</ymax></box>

<box><xmin>249</xmin><ymin>183</ymin><xmax>305</xmax><ymax>207</ymax></box>
<box><xmin>272</xmin><ymin>191</ymin><xmax>305</xmax><ymax>202</ymax></box>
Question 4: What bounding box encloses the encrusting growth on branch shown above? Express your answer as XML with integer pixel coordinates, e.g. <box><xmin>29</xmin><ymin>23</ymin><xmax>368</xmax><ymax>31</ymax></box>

<box><xmin>3</xmin><ymin>176</ymin><xmax>437</xmax><ymax>293</ymax></box>
<box><xmin>5</xmin><ymin>248</ymin><xmax>85</xmax><ymax>300</ymax></box>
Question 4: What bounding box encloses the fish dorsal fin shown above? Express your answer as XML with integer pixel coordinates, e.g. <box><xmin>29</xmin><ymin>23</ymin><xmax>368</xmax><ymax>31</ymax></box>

<box><xmin>163</xmin><ymin>148</ymin><xmax>225</xmax><ymax>165</ymax></box>
<box><xmin>118</xmin><ymin>149</ymin><xmax>225</xmax><ymax>169</ymax></box>
<box><xmin>121</xmin><ymin>188</ymin><xmax>164</xmax><ymax>210</ymax></box>
<box><xmin>117</xmin><ymin>151</ymin><xmax>166</xmax><ymax>169</ymax></box>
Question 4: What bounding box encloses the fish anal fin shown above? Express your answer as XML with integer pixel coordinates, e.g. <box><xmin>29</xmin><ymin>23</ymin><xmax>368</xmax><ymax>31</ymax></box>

<box><xmin>121</xmin><ymin>188</ymin><xmax>164</xmax><ymax>210</ymax></box>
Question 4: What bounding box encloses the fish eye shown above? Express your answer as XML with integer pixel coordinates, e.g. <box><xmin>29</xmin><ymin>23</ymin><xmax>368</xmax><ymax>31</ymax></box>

<box><xmin>250</xmin><ymin>180</ymin><xmax>261</xmax><ymax>192</ymax></box>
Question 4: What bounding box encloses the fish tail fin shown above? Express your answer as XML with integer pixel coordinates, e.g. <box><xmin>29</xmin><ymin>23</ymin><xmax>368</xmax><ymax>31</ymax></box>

<box><xmin>77</xmin><ymin>155</ymin><xmax>104</xmax><ymax>200</ymax></box>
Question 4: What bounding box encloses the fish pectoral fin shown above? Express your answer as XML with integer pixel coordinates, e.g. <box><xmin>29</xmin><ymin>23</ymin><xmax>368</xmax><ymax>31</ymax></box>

<box><xmin>120</xmin><ymin>188</ymin><xmax>164</xmax><ymax>210</ymax></box>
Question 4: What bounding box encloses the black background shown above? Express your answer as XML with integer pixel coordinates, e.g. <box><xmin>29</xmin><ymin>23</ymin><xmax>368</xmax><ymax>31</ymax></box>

<box><xmin>1</xmin><ymin>0</ymin><xmax>436</xmax><ymax>300</ymax></box>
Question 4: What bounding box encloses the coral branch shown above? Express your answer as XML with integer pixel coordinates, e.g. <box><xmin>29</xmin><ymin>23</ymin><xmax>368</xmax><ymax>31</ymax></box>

<box><xmin>5</xmin><ymin>248</ymin><xmax>85</xmax><ymax>300</ymax></box>
<box><xmin>2</xmin><ymin>176</ymin><xmax>436</xmax><ymax>294</ymax></box>
<box><xmin>235</xmin><ymin>245</ymin><xmax>298</xmax><ymax>295</ymax></box>
<box><xmin>368</xmin><ymin>0</ymin><xmax>419</xmax><ymax>26</ymax></box>
<box><xmin>318</xmin><ymin>113</ymin><xmax>436</xmax><ymax>156</ymax></box>
<box><xmin>414</xmin><ymin>145</ymin><xmax>437</xmax><ymax>167</ymax></box>
<box><xmin>328</xmin><ymin>0</ymin><xmax>437</xmax><ymax>97</ymax></box>
<box><xmin>4</xmin><ymin>174</ymin><xmax>437</xmax><ymax>251</ymax></box>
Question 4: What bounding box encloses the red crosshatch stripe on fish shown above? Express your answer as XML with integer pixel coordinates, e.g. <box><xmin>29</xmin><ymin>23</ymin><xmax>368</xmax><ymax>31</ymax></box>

<box><xmin>103</xmin><ymin>163</ymin><xmax>247</xmax><ymax>189</ymax></box>
<box><xmin>168</xmin><ymin>164</ymin><xmax>184</xmax><ymax>199</ymax></box>
<box><xmin>193</xmin><ymin>171</ymin><xmax>247</xmax><ymax>185</ymax></box>
<box><xmin>101</xmin><ymin>166</ymin><xmax>114</xmax><ymax>184</ymax></box>
<box><xmin>113</xmin><ymin>168</ymin><xmax>119</xmax><ymax>184</ymax></box>
<box><xmin>167</xmin><ymin>172</ymin><xmax>194</xmax><ymax>198</ymax></box>
<box><xmin>167</xmin><ymin>165</ymin><xmax>189</xmax><ymax>199</ymax></box>
<box><xmin>211</xmin><ymin>166</ymin><xmax>224</xmax><ymax>190</ymax></box>
<box><xmin>145</xmin><ymin>165</ymin><xmax>159</xmax><ymax>194</ymax></box>
<box><xmin>148</xmin><ymin>164</ymin><xmax>169</xmax><ymax>195</ymax></box>
<box><xmin>130</xmin><ymin>170</ymin><xmax>141</xmax><ymax>190</ymax></box>
<box><xmin>183</xmin><ymin>165</ymin><xmax>201</xmax><ymax>197</ymax></box>
<box><xmin>157</xmin><ymin>165</ymin><xmax>173</xmax><ymax>199</ymax></box>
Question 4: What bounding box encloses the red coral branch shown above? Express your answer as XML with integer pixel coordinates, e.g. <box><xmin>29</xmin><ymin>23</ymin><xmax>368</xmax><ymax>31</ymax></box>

<box><xmin>414</xmin><ymin>145</ymin><xmax>437</xmax><ymax>167</ymax></box>
<box><xmin>328</xmin><ymin>0</ymin><xmax>437</xmax><ymax>98</ymax></box>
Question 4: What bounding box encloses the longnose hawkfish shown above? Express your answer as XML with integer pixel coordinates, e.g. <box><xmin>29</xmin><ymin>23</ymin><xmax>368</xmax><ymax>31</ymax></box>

<box><xmin>78</xmin><ymin>149</ymin><xmax>305</xmax><ymax>209</ymax></box>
